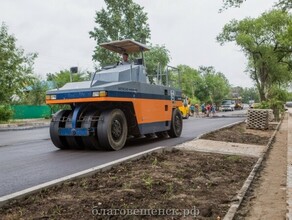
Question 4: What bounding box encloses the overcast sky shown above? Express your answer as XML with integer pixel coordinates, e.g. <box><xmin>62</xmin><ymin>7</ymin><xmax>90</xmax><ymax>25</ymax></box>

<box><xmin>0</xmin><ymin>0</ymin><xmax>277</xmax><ymax>88</ymax></box>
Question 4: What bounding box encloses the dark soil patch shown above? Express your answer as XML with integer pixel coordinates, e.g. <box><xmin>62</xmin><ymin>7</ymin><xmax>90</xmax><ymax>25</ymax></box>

<box><xmin>200</xmin><ymin>122</ymin><xmax>274</xmax><ymax>145</ymax></box>
<box><xmin>0</xmin><ymin>150</ymin><xmax>256</xmax><ymax>220</ymax></box>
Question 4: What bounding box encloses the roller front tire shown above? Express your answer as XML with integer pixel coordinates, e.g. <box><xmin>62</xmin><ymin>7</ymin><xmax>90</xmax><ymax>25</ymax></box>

<box><xmin>98</xmin><ymin>109</ymin><xmax>128</xmax><ymax>151</ymax></box>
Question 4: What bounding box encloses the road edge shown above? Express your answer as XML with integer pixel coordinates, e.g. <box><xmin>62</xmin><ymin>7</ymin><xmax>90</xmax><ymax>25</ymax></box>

<box><xmin>0</xmin><ymin>147</ymin><xmax>164</xmax><ymax>208</ymax></box>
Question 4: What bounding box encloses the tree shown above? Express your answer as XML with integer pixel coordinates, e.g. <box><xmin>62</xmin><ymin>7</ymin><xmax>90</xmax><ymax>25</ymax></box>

<box><xmin>46</xmin><ymin>70</ymin><xmax>89</xmax><ymax>88</ymax></box>
<box><xmin>221</xmin><ymin>0</ymin><xmax>292</xmax><ymax>11</ymax></box>
<box><xmin>241</xmin><ymin>87</ymin><xmax>260</xmax><ymax>103</ymax></box>
<box><xmin>21</xmin><ymin>78</ymin><xmax>49</xmax><ymax>105</ymax></box>
<box><xmin>231</xmin><ymin>86</ymin><xmax>244</xmax><ymax>98</ymax></box>
<box><xmin>198</xmin><ymin>66</ymin><xmax>231</xmax><ymax>106</ymax></box>
<box><xmin>221</xmin><ymin>0</ymin><xmax>244</xmax><ymax>10</ymax></box>
<box><xmin>217</xmin><ymin>10</ymin><xmax>292</xmax><ymax>101</ymax></box>
<box><xmin>144</xmin><ymin>44</ymin><xmax>170</xmax><ymax>84</ymax></box>
<box><xmin>89</xmin><ymin>0</ymin><xmax>171</xmax><ymax>85</ymax></box>
<box><xmin>275</xmin><ymin>0</ymin><xmax>292</xmax><ymax>10</ymax></box>
<box><xmin>145</xmin><ymin>45</ymin><xmax>170</xmax><ymax>83</ymax></box>
<box><xmin>0</xmin><ymin>23</ymin><xmax>37</xmax><ymax>105</ymax></box>
<box><xmin>176</xmin><ymin>65</ymin><xmax>200</xmax><ymax>99</ymax></box>
<box><xmin>89</xmin><ymin>0</ymin><xmax>151</xmax><ymax>66</ymax></box>
<box><xmin>268</xmin><ymin>85</ymin><xmax>289</xmax><ymax>102</ymax></box>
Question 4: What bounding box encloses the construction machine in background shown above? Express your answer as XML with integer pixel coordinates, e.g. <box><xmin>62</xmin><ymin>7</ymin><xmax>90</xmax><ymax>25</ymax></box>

<box><xmin>46</xmin><ymin>39</ymin><xmax>183</xmax><ymax>151</ymax></box>
<box><xmin>221</xmin><ymin>97</ymin><xmax>243</xmax><ymax>111</ymax></box>
<box><xmin>234</xmin><ymin>97</ymin><xmax>243</xmax><ymax>110</ymax></box>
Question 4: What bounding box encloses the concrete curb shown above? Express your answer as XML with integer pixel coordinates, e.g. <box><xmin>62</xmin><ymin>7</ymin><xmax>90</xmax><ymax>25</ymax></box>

<box><xmin>0</xmin><ymin>124</ymin><xmax>50</xmax><ymax>131</ymax></box>
<box><xmin>223</xmin><ymin>118</ymin><xmax>282</xmax><ymax>220</ymax></box>
<box><xmin>218</xmin><ymin>114</ymin><xmax>247</xmax><ymax>118</ymax></box>
<box><xmin>0</xmin><ymin>147</ymin><xmax>164</xmax><ymax>208</ymax></box>
<box><xmin>0</xmin><ymin>122</ymin><xmax>50</xmax><ymax>131</ymax></box>
<box><xmin>196</xmin><ymin>119</ymin><xmax>246</xmax><ymax>140</ymax></box>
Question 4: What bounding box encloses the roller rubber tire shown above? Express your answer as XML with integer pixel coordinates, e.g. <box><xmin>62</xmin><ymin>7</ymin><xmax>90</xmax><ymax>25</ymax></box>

<box><xmin>97</xmin><ymin>109</ymin><xmax>127</xmax><ymax>151</ymax></box>
<box><xmin>81</xmin><ymin>110</ymin><xmax>101</xmax><ymax>150</ymax></box>
<box><xmin>65</xmin><ymin>113</ymin><xmax>84</xmax><ymax>150</ymax></box>
<box><xmin>168</xmin><ymin>108</ymin><xmax>183</xmax><ymax>138</ymax></box>
<box><xmin>50</xmin><ymin>110</ymin><xmax>71</xmax><ymax>149</ymax></box>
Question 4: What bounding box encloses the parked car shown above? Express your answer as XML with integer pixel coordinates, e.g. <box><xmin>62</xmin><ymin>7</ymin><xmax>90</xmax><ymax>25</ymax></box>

<box><xmin>221</xmin><ymin>99</ymin><xmax>235</xmax><ymax>111</ymax></box>
<box><xmin>285</xmin><ymin>101</ymin><xmax>292</xmax><ymax>110</ymax></box>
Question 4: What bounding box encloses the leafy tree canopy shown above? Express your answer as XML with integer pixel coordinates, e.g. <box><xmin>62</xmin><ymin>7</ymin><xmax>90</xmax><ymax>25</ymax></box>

<box><xmin>89</xmin><ymin>0</ymin><xmax>151</xmax><ymax>66</ymax></box>
<box><xmin>221</xmin><ymin>0</ymin><xmax>291</xmax><ymax>11</ymax></box>
<box><xmin>145</xmin><ymin>44</ymin><xmax>170</xmax><ymax>84</ymax></box>
<box><xmin>0</xmin><ymin>23</ymin><xmax>37</xmax><ymax>105</ymax></box>
<box><xmin>89</xmin><ymin>0</ymin><xmax>172</xmax><ymax>86</ymax></box>
<box><xmin>217</xmin><ymin>10</ymin><xmax>292</xmax><ymax>101</ymax></box>
<box><xmin>198</xmin><ymin>66</ymin><xmax>231</xmax><ymax>106</ymax></box>
<box><xmin>46</xmin><ymin>70</ymin><xmax>90</xmax><ymax>89</ymax></box>
<box><xmin>20</xmin><ymin>77</ymin><xmax>49</xmax><ymax>105</ymax></box>
<box><xmin>232</xmin><ymin>86</ymin><xmax>260</xmax><ymax>103</ymax></box>
<box><xmin>176</xmin><ymin>65</ymin><xmax>200</xmax><ymax>99</ymax></box>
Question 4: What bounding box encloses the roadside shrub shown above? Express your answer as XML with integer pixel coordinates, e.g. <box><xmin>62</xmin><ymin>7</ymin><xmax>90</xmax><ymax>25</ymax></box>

<box><xmin>255</xmin><ymin>101</ymin><xmax>270</xmax><ymax>109</ymax></box>
<box><xmin>0</xmin><ymin>105</ymin><xmax>13</xmax><ymax>122</ymax></box>
<box><xmin>189</xmin><ymin>97</ymin><xmax>200</xmax><ymax>106</ymax></box>
<box><xmin>269</xmin><ymin>99</ymin><xmax>285</xmax><ymax>121</ymax></box>
<box><xmin>49</xmin><ymin>104</ymin><xmax>71</xmax><ymax>117</ymax></box>
<box><xmin>254</xmin><ymin>99</ymin><xmax>284</xmax><ymax>121</ymax></box>
<box><xmin>268</xmin><ymin>86</ymin><xmax>288</xmax><ymax>103</ymax></box>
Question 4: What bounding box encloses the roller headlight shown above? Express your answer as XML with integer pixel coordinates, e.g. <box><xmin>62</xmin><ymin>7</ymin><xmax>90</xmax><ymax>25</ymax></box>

<box><xmin>92</xmin><ymin>91</ymin><xmax>107</xmax><ymax>97</ymax></box>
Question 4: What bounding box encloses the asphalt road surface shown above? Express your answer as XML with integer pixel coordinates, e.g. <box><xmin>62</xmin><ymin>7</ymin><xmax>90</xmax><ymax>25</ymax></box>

<box><xmin>0</xmin><ymin>113</ymin><xmax>245</xmax><ymax>197</ymax></box>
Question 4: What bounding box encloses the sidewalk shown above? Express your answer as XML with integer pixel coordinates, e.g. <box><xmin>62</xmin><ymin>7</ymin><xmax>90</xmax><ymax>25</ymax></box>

<box><xmin>241</xmin><ymin>112</ymin><xmax>287</xmax><ymax>219</ymax></box>
<box><xmin>287</xmin><ymin>109</ymin><xmax>292</xmax><ymax>219</ymax></box>
<box><xmin>237</xmin><ymin>110</ymin><xmax>291</xmax><ymax>219</ymax></box>
<box><xmin>0</xmin><ymin>118</ymin><xmax>50</xmax><ymax>131</ymax></box>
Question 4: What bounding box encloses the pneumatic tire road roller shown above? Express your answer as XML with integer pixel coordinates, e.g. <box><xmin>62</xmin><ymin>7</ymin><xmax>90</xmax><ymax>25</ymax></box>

<box><xmin>46</xmin><ymin>39</ymin><xmax>183</xmax><ymax>151</ymax></box>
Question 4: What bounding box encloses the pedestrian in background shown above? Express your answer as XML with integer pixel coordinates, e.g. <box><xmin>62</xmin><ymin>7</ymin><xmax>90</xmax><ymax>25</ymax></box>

<box><xmin>190</xmin><ymin>104</ymin><xmax>195</xmax><ymax>117</ymax></box>
<box><xmin>201</xmin><ymin>103</ymin><xmax>205</xmax><ymax>117</ymax></box>
<box><xmin>206</xmin><ymin>104</ymin><xmax>211</xmax><ymax>117</ymax></box>
<box><xmin>211</xmin><ymin>104</ymin><xmax>216</xmax><ymax>117</ymax></box>
<box><xmin>195</xmin><ymin>104</ymin><xmax>200</xmax><ymax>117</ymax></box>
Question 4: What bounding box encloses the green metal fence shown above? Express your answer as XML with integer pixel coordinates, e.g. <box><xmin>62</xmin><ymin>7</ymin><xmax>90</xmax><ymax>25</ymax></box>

<box><xmin>11</xmin><ymin>105</ymin><xmax>51</xmax><ymax>119</ymax></box>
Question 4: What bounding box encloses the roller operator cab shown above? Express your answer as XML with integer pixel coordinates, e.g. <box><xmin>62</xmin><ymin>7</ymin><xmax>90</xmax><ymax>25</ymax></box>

<box><xmin>46</xmin><ymin>39</ymin><xmax>183</xmax><ymax>151</ymax></box>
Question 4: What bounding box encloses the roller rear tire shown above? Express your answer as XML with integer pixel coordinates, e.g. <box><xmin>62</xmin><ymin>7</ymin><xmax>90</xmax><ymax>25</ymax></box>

<box><xmin>168</xmin><ymin>108</ymin><xmax>183</xmax><ymax>138</ymax></box>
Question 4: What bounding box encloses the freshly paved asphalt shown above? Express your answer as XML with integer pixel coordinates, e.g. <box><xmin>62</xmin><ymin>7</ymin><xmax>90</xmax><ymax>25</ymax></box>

<box><xmin>0</xmin><ymin>112</ymin><xmax>245</xmax><ymax>197</ymax></box>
